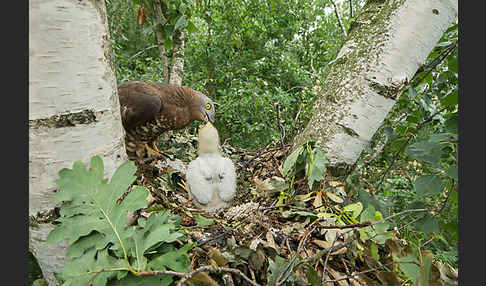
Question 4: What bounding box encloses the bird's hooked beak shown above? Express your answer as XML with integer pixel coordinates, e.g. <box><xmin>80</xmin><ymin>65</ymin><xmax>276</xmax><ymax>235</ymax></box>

<box><xmin>205</xmin><ymin>111</ymin><xmax>215</xmax><ymax>124</ymax></box>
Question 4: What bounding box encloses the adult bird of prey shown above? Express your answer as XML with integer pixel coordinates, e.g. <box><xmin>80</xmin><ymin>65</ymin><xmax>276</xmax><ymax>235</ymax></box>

<box><xmin>118</xmin><ymin>81</ymin><xmax>215</xmax><ymax>161</ymax></box>
<box><xmin>186</xmin><ymin>122</ymin><xmax>236</xmax><ymax>212</ymax></box>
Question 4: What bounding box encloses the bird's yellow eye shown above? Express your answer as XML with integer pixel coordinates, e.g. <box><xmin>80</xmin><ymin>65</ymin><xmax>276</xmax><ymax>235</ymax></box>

<box><xmin>205</xmin><ymin>103</ymin><xmax>211</xmax><ymax>110</ymax></box>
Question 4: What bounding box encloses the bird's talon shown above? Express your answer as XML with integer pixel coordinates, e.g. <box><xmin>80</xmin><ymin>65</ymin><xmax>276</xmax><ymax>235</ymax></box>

<box><xmin>178</xmin><ymin>179</ymin><xmax>189</xmax><ymax>192</ymax></box>
<box><xmin>145</xmin><ymin>143</ymin><xmax>164</xmax><ymax>158</ymax></box>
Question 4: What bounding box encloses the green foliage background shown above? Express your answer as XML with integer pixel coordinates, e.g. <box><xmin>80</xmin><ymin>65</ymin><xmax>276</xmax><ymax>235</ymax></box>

<box><xmin>106</xmin><ymin>0</ymin><xmax>361</xmax><ymax>148</ymax></box>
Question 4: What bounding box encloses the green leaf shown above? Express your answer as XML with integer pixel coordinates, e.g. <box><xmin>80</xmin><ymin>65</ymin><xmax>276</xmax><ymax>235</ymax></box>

<box><xmin>66</xmin><ymin>231</ymin><xmax>105</xmax><ymax>259</ymax></box>
<box><xmin>398</xmin><ymin>254</ymin><xmax>421</xmax><ymax>284</ymax></box>
<box><xmin>59</xmin><ymin>248</ymin><xmax>130</xmax><ymax>286</ymax></box>
<box><xmin>405</xmin><ymin>139</ymin><xmax>443</xmax><ymax>165</ymax></box>
<box><xmin>343</xmin><ymin>202</ymin><xmax>363</xmax><ymax>219</ymax></box>
<box><xmin>282</xmin><ymin>146</ymin><xmax>303</xmax><ymax>176</ymax></box>
<box><xmin>174</xmin><ymin>15</ymin><xmax>187</xmax><ymax>31</ymax></box>
<box><xmin>47</xmin><ymin>158</ymin><xmax>148</xmax><ymax>252</ymax></box>
<box><xmin>305</xmin><ymin>265</ymin><xmax>321</xmax><ymax>286</ymax></box>
<box><xmin>448</xmin><ymin>54</ymin><xmax>458</xmax><ymax>73</ymax></box>
<box><xmin>147</xmin><ymin>243</ymin><xmax>194</xmax><ymax>272</ymax></box>
<box><xmin>444</xmin><ymin>113</ymin><xmax>458</xmax><ymax>134</ymax></box>
<box><xmin>291</xmin><ymin>211</ymin><xmax>318</xmax><ymax>219</ymax></box>
<box><xmin>194</xmin><ymin>214</ymin><xmax>215</xmax><ymax>227</ymax></box>
<box><xmin>407</xmin><ymin>86</ymin><xmax>418</xmax><ymax>100</ymax></box>
<box><xmin>414</xmin><ymin>175</ymin><xmax>444</xmax><ymax>196</ymax></box>
<box><xmin>447</xmin><ymin>164</ymin><xmax>458</xmax><ymax>180</ymax></box>
<box><xmin>428</xmin><ymin>133</ymin><xmax>454</xmax><ymax>143</ymax></box>
<box><xmin>441</xmin><ymin>89</ymin><xmax>458</xmax><ymax>106</ymax></box>
<box><xmin>186</xmin><ymin>20</ymin><xmax>198</xmax><ymax>33</ymax></box>
<box><xmin>307</xmin><ymin>149</ymin><xmax>327</xmax><ymax>190</ymax></box>
<box><xmin>414</xmin><ymin>214</ymin><xmax>439</xmax><ymax>233</ymax></box>
<box><xmin>267</xmin><ymin>255</ymin><xmax>294</xmax><ymax>286</ymax></box>
<box><xmin>357</xmin><ymin>189</ymin><xmax>390</xmax><ymax>215</ymax></box>
<box><xmin>372</xmin><ymin>211</ymin><xmax>392</xmax><ymax>244</ymax></box>
<box><xmin>370</xmin><ymin>241</ymin><xmax>380</xmax><ymax>260</ymax></box>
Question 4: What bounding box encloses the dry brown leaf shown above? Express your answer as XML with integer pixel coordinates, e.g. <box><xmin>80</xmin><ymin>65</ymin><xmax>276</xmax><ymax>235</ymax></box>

<box><xmin>357</xmin><ymin>273</ymin><xmax>378</xmax><ymax>286</ymax></box>
<box><xmin>312</xmin><ymin>239</ymin><xmax>347</xmax><ymax>255</ymax></box>
<box><xmin>190</xmin><ymin>272</ymin><xmax>220</xmax><ymax>286</ymax></box>
<box><xmin>325</xmin><ymin>191</ymin><xmax>344</xmax><ymax>203</ymax></box>
<box><xmin>328</xmin><ymin>180</ymin><xmax>344</xmax><ymax>187</ymax></box>
<box><xmin>375</xmin><ymin>271</ymin><xmax>401</xmax><ymax>286</ymax></box>
<box><xmin>208</xmin><ymin>247</ymin><xmax>228</xmax><ymax>267</ymax></box>
<box><xmin>278</xmin><ymin>164</ymin><xmax>284</xmax><ymax>176</ymax></box>
<box><xmin>326</xmin><ymin>267</ymin><xmax>349</xmax><ymax>286</ymax></box>
<box><xmin>265</xmin><ymin>231</ymin><xmax>279</xmax><ymax>252</ymax></box>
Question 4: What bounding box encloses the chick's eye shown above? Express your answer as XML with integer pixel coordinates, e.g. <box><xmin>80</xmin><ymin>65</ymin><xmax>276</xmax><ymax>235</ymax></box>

<box><xmin>205</xmin><ymin>103</ymin><xmax>211</xmax><ymax>110</ymax></box>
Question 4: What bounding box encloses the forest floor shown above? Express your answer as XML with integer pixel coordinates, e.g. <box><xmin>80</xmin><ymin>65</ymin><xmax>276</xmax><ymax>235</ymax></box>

<box><xmin>126</xmin><ymin>131</ymin><xmax>458</xmax><ymax>286</ymax></box>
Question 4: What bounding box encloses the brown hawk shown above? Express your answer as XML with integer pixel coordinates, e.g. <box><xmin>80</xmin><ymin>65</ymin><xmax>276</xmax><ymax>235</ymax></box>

<box><xmin>118</xmin><ymin>81</ymin><xmax>215</xmax><ymax>161</ymax></box>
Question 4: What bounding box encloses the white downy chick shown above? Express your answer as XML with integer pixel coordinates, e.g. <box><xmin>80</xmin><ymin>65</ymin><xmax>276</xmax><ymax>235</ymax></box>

<box><xmin>186</xmin><ymin>122</ymin><xmax>236</xmax><ymax>211</ymax></box>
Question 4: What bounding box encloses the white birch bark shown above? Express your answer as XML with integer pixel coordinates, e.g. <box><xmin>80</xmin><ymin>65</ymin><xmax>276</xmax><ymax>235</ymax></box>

<box><xmin>29</xmin><ymin>0</ymin><xmax>127</xmax><ymax>284</ymax></box>
<box><xmin>169</xmin><ymin>29</ymin><xmax>185</xmax><ymax>85</ymax></box>
<box><xmin>293</xmin><ymin>0</ymin><xmax>458</xmax><ymax>173</ymax></box>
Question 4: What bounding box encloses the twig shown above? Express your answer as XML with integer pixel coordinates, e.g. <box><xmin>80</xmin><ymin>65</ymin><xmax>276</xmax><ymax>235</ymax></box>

<box><xmin>321</xmin><ymin>228</ymin><xmax>355</xmax><ymax>283</ymax></box>
<box><xmin>129</xmin><ymin>45</ymin><xmax>158</xmax><ymax>59</ymax></box>
<box><xmin>411</xmin><ymin>42</ymin><xmax>457</xmax><ymax>88</ymax></box>
<box><xmin>329</xmin><ymin>0</ymin><xmax>347</xmax><ymax>38</ymax></box>
<box><xmin>370</xmin><ymin>208</ymin><xmax>428</xmax><ymax>226</ymax></box>
<box><xmin>276</xmin><ymin>226</ymin><xmax>318</xmax><ymax>286</ymax></box>
<box><xmin>175</xmin><ymin>265</ymin><xmax>260</xmax><ymax>286</ymax></box>
<box><xmin>438</xmin><ymin>180</ymin><xmax>456</xmax><ymax>213</ymax></box>
<box><xmin>294</xmin><ymin>103</ymin><xmax>304</xmax><ymax>123</ymax></box>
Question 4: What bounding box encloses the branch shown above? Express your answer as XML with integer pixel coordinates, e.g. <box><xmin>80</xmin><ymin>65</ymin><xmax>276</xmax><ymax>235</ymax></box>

<box><xmin>411</xmin><ymin>41</ymin><xmax>457</xmax><ymax>88</ymax></box>
<box><xmin>129</xmin><ymin>45</ymin><xmax>158</xmax><ymax>59</ymax></box>
<box><xmin>329</xmin><ymin>0</ymin><xmax>347</xmax><ymax>38</ymax></box>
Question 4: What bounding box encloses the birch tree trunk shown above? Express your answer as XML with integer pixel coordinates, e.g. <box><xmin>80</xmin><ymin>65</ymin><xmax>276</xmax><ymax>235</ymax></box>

<box><xmin>169</xmin><ymin>29</ymin><xmax>185</xmax><ymax>85</ymax></box>
<box><xmin>29</xmin><ymin>0</ymin><xmax>127</xmax><ymax>284</ymax></box>
<box><xmin>293</xmin><ymin>0</ymin><xmax>458</xmax><ymax>174</ymax></box>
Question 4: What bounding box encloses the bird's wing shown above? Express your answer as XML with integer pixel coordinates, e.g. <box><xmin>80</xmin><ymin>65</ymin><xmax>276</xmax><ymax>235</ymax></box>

<box><xmin>119</xmin><ymin>86</ymin><xmax>162</xmax><ymax>130</ymax></box>
<box><xmin>216</xmin><ymin>157</ymin><xmax>236</xmax><ymax>202</ymax></box>
<box><xmin>186</xmin><ymin>157</ymin><xmax>213</xmax><ymax>205</ymax></box>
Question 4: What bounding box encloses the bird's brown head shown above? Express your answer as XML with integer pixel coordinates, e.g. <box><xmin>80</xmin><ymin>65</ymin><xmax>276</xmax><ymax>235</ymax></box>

<box><xmin>191</xmin><ymin>91</ymin><xmax>215</xmax><ymax>124</ymax></box>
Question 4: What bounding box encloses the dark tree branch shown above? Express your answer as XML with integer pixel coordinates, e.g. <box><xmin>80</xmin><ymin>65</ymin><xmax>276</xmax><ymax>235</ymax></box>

<box><xmin>329</xmin><ymin>0</ymin><xmax>347</xmax><ymax>38</ymax></box>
